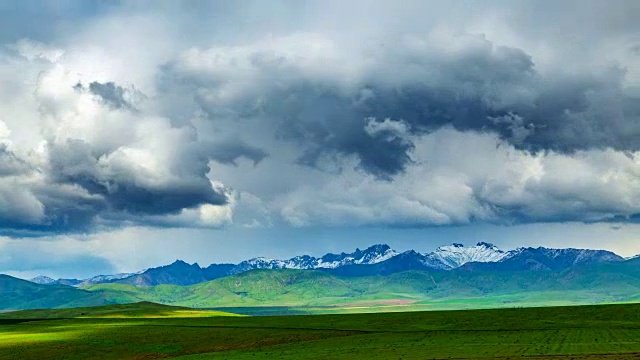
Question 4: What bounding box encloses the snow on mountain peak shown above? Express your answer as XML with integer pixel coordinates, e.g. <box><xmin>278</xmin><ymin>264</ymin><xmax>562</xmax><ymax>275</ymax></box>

<box><xmin>315</xmin><ymin>244</ymin><xmax>398</xmax><ymax>269</ymax></box>
<box><xmin>30</xmin><ymin>275</ymin><xmax>55</xmax><ymax>284</ymax></box>
<box><xmin>363</xmin><ymin>244</ymin><xmax>392</xmax><ymax>253</ymax></box>
<box><xmin>355</xmin><ymin>244</ymin><xmax>398</xmax><ymax>265</ymax></box>
<box><xmin>430</xmin><ymin>242</ymin><xmax>508</xmax><ymax>269</ymax></box>
<box><xmin>234</xmin><ymin>244</ymin><xmax>400</xmax><ymax>271</ymax></box>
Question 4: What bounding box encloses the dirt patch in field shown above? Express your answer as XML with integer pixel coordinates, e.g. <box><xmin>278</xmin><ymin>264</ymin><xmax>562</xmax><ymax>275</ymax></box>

<box><xmin>332</xmin><ymin>299</ymin><xmax>421</xmax><ymax>307</ymax></box>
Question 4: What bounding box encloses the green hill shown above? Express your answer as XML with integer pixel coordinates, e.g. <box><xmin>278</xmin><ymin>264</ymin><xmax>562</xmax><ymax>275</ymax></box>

<box><xmin>85</xmin><ymin>270</ymin><xmax>440</xmax><ymax>308</ymax></box>
<box><xmin>83</xmin><ymin>265</ymin><xmax>640</xmax><ymax>311</ymax></box>
<box><xmin>0</xmin><ymin>274</ymin><xmax>111</xmax><ymax>310</ymax></box>
<box><xmin>4</xmin><ymin>258</ymin><xmax>640</xmax><ymax>312</ymax></box>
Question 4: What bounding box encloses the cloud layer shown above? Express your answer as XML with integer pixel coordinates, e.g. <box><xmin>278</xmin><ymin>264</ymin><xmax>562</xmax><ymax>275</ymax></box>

<box><xmin>0</xmin><ymin>0</ymin><xmax>638</xmax><ymax>235</ymax></box>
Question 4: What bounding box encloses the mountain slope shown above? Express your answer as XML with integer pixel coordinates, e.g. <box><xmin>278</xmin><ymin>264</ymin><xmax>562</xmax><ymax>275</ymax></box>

<box><xmin>324</xmin><ymin>250</ymin><xmax>439</xmax><ymax>276</ymax></box>
<box><xmin>86</xmin><ymin>269</ymin><xmax>439</xmax><ymax>308</ymax></box>
<box><xmin>83</xmin><ymin>256</ymin><xmax>640</xmax><ymax>309</ymax></box>
<box><xmin>78</xmin><ymin>272</ymin><xmax>140</xmax><ymax>286</ymax></box>
<box><xmin>6</xmin><ymin>254</ymin><xmax>640</xmax><ymax>311</ymax></box>
<box><xmin>428</xmin><ymin>242</ymin><xmax>509</xmax><ymax>269</ymax></box>
<box><xmin>460</xmin><ymin>247</ymin><xmax>624</xmax><ymax>272</ymax></box>
<box><xmin>0</xmin><ymin>274</ymin><xmax>111</xmax><ymax>310</ymax></box>
<box><xmin>231</xmin><ymin>244</ymin><xmax>399</xmax><ymax>272</ymax></box>
<box><xmin>109</xmin><ymin>244</ymin><xmax>401</xmax><ymax>286</ymax></box>
<box><xmin>29</xmin><ymin>275</ymin><xmax>56</xmax><ymax>285</ymax></box>
<box><xmin>114</xmin><ymin>260</ymin><xmax>209</xmax><ymax>286</ymax></box>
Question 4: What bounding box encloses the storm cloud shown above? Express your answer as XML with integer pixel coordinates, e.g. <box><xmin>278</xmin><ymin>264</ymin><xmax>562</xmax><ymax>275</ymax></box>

<box><xmin>166</xmin><ymin>32</ymin><xmax>639</xmax><ymax>177</ymax></box>
<box><xmin>77</xmin><ymin>81</ymin><xmax>143</xmax><ymax>110</ymax></box>
<box><xmin>0</xmin><ymin>0</ymin><xmax>638</xmax><ymax>237</ymax></box>
<box><xmin>0</xmin><ymin>42</ymin><xmax>233</xmax><ymax>233</ymax></box>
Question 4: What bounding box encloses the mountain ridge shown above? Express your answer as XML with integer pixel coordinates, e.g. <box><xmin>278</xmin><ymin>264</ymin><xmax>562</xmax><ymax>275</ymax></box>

<box><xmin>29</xmin><ymin>242</ymin><xmax>627</xmax><ymax>287</ymax></box>
<box><xmin>3</xmin><ymin>250</ymin><xmax>639</xmax><ymax>311</ymax></box>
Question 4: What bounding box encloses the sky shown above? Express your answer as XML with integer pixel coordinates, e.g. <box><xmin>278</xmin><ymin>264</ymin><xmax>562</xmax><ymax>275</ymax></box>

<box><xmin>0</xmin><ymin>0</ymin><xmax>639</xmax><ymax>279</ymax></box>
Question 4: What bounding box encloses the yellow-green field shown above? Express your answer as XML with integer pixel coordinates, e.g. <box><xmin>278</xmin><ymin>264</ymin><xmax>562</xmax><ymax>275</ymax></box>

<box><xmin>0</xmin><ymin>302</ymin><xmax>241</xmax><ymax>319</ymax></box>
<box><xmin>2</xmin><ymin>302</ymin><xmax>640</xmax><ymax>359</ymax></box>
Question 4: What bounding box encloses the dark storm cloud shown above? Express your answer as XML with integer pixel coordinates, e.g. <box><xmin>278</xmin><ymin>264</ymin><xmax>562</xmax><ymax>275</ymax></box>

<box><xmin>0</xmin><ymin>159</ymin><xmax>230</xmax><ymax>236</ymax></box>
<box><xmin>45</xmin><ymin>138</ymin><xmax>226</xmax><ymax>218</ymax></box>
<box><xmin>73</xmin><ymin>81</ymin><xmax>145</xmax><ymax>110</ymax></box>
<box><xmin>168</xmin><ymin>34</ymin><xmax>640</xmax><ymax>177</ymax></box>
<box><xmin>0</xmin><ymin>144</ymin><xmax>33</xmax><ymax>176</ymax></box>
<box><xmin>256</xmin><ymin>84</ymin><xmax>415</xmax><ymax>177</ymax></box>
<box><xmin>206</xmin><ymin>139</ymin><xmax>269</xmax><ymax>166</ymax></box>
<box><xmin>86</xmin><ymin>81</ymin><xmax>134</xmax><ymax>110</ymax></box>
<box><xmin>359</xmin><ymin>63</ymin><xmax>639</xmax><ymax>155</ymax></box>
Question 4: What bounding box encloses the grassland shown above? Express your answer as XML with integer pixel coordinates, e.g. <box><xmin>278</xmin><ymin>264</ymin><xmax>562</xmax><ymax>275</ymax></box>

<box><xmin>0</xmin><ymin>274</ymin><xmax>110</xmax><ymax>310</ymax></box>
<box><xmin>82</xmin><ymin>268</ymin><xmax>640</xmax><ymax>313</ymax></box>
<box><xmin>5</xmin><ymin>262</ymin><xmax>640</xmax><ymax>312</ymax></box>
<box><xmin>0</xmin><ymin>301</ymin><xmax>241</xmax><ymax>319</ymax></box>
<box><xmin>2</xmin><ymin>301</ymin><xmax>640</xmax><ymax>359</ymax></box>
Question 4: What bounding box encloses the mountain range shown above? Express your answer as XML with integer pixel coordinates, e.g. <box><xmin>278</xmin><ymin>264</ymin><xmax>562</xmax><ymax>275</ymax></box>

<box><xmin>29</xmin><ymin>242</ymin><xmax>626</xmax><ymax>287</ymax></box>
<box><xmin>0</xmin><ymin>242</ymin><xmax>638</xmax><ymax>311</ymax></box>
<box><xmin>2</xmin><ymin>250</ymin><xmax>639</xmax><ymax>312</ymax></box>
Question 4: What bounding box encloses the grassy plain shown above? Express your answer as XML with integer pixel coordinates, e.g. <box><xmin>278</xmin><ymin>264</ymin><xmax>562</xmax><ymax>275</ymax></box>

<box><xmin>5</xmin><ymin>264</ymin><xmax>640</xmax><ymax>312</ymax></box>
<box><xmin>2</xmin><ymin>302</ymin><xmax>640</xmax><ymax>359</ymax></box>
<box><xmin>83</xmin><ymin>268</ymin><xmax>640</xmax><ymax>313</ymax></box>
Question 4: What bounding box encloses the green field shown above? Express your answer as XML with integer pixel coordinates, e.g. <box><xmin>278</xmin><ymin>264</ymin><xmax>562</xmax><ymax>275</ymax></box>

<box><xmin>82</xmin><ymin>267</ymin><xmax>640</xmax><ymax>313</ymax></box>
<box><xmin>2</xmin><ymin>302</ymin><xmax>640</xmax><ymax>359</ymax></box>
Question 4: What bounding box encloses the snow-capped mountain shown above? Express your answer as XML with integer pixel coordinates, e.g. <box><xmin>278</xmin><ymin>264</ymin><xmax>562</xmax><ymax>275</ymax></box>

<box><xmin>30</xmin><ymin>275</ymin><xmax>56</xmax><ymax>285</ymax></box>
<box><xmin>427</xmin><ymin>242</ymin><xmax>509</xmax><ymax>269</ymax></box>
<box><xmin>78</xmin><ymin>271</ymin><xmax>142</xmax><ymax>286</ymax></box>
<box><xmin>29</xmin><ymin>276</ymin><xmax>82</xmax><ymax>286</ymax></box>
<box><xmin>28</xmin><ymin>243</ymin><xmax>628</xmax><ymax>287</ymax></box>
<box><xmin>318</xmin><ymin>244</ymin><xmax>399</xmax><ymax>268</ymax></box>
<box><xmin>514</xmin><ymin>247</ymin><xmax>623</xmax><ymax>265</ymax></box>
<box><xmin>459</xmin><ymin>246</ymin><xmax>624</xmax><ymax>272</ymax></box>
<box><xmin>115</xmin><ymin>260</ymin><xmax>210</xmax><ymax>286</ymax></box>
<box><xmin>102</xmin><ymin>244</ymin><xmax>400</xmax><ymax>286</ymax></box>
<box><xmin>234</xmin><ymin>244</ymin><xmax>399</xmax><ymax>272</ymax></box>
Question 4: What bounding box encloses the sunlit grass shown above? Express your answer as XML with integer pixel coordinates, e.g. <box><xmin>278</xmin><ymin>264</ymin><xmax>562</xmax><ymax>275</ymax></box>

<box><xmin>80</xmin><ymin>309</ymin><xmax>242</xmax><ymax>318</ymax></box>
<box><xmin>3</xmin><ymin>302</ymin><xmax>640</xmax><ymax>359</ymax></box>
<box><xmin>0</xmin><ymin>301</ymin><xmax>240</xmax><ymax>319</ymax></box>
<box><xmin>0</xmin><ymin>329</ymin><xmax>82</xmax><ymax>346</ymax></box>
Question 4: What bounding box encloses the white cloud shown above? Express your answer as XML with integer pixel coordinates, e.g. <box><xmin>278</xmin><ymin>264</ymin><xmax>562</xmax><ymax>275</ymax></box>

<box><xmin>276</xmin><ymin>128</ymin><xmax>640</xmax><ymax>226</ymax></box>
<box><xmin>364</xmin><ymin>118</ymin><xmax>411</xmax><ymax>140</ymax></box>
<box><xmin>0</xmin><ymin>37</ymin><xmax>234</xmax><ymax>232</ymax></box>
<box><xmin>11</xmin><ymin>39</ymin><xmax>64</xmax><ymax>62</ymax></box>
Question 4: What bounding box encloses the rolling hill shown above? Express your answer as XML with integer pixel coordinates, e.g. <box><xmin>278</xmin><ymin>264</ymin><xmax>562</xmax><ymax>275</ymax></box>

<box><xmin>81</xmin><ymin>258</ymin><xmax>640</xmax><ymax>311</ymax></box>
<box><xmin>0</xmin><ymin>274</ymin><xmax>112</xmax><ymax>310</ymax></box>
